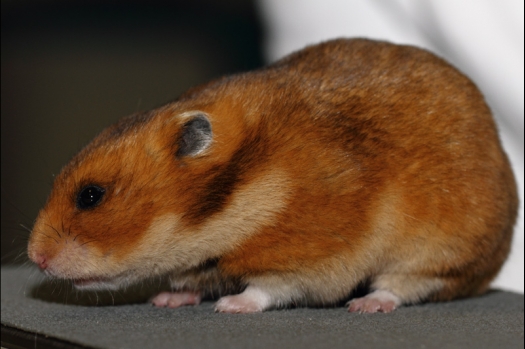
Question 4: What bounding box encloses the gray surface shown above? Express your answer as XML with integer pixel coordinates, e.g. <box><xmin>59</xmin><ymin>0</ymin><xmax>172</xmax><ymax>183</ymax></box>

<box><xmin>1</xmin><ymin>266</ymin><xmax>524</xmax><ymax>349</ymax></box>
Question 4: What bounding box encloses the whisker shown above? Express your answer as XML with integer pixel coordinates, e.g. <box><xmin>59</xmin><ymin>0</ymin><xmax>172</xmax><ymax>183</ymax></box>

<box><xmin>79</xmin><ymin>240</ymin><xmax>97</xmax><ymax>247</ymax></box>
<box><xmin>44</xmin><ymin>223</ymin><xmax>62</xmax><ymax>239</ymax></box>
<box><xmin>19</xmin><ymin>224</ymin><xmax>32</xmax><ymax>233</ymax></box>
<box><xmin>61</xmin><ymin>220</ymin><xmax>66</xmax><ymax>238</ymax></box>
<box><xmin>1</xmin><ymin>248</ymin><xmax>27</xmax><ymax>264</ymax></box>
<box><xmin>37</xmin><ymin>232</ymin><xmax>59</xmax><ymax>244</ymax></box>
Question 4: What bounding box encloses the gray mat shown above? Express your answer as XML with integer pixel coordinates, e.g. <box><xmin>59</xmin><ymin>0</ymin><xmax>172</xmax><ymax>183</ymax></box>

<box><xmin>1</xmin><ymin>265</ymin><xmax>524</xmax><ymax>349</ymax></box>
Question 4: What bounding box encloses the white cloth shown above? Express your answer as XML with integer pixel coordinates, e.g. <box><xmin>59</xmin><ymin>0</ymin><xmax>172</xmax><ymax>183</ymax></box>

<box><xmin>258</xmin><ymin>0</ymin><xmax>524</xmax><ymax>293</ymax></box>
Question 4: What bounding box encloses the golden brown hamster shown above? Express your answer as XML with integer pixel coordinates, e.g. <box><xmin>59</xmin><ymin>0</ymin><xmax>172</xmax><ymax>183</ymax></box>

<box><xmin>28</xmin><ymin>38</ymin><xmax>518</xmax><ymax>313</ymax></box>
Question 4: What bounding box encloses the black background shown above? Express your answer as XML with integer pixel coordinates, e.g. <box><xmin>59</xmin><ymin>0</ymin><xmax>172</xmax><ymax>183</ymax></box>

<box><xmin>1</xmin><ymin>0</ymin><xmax>265</xmax><ymax>264</ymax></box>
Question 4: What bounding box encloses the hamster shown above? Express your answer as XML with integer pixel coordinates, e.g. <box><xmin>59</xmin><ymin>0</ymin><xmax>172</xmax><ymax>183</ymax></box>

<box><xmin>27</xmin><ymin>38</ymin><xmax>518</xmax><ymax>313</ymax></box>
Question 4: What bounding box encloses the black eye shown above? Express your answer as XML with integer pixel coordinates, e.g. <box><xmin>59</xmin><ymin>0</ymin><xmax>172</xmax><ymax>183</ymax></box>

<box><xmin>77</xmin><ymin>185</ymin><xmax>106</xmax><ymax>209</ymax></box>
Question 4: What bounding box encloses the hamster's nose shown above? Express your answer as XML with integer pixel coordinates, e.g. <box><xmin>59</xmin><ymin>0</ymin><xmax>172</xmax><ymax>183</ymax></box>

<box><xmin>33</xmin><ymin>254</ymin><xmax>48</xmax><ymax>270</ymax></box>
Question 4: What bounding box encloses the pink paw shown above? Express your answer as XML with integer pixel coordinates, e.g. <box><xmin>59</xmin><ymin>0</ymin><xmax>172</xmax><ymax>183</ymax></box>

<box><xmin>214</xmin><ymin>288</ymin><xmax>271</xmax><ymax>313</ymax></box>
<box><xmin>347</xmin><ymin>290</ymin><xmax>400</xmax><ymax>313</ymax></box>
<box><xmin>150</xmin><ymin>291</ymin><xmax>201</xmax><ymax>308</ymax></box>
<box><xmin>215</xmin><ymin>295</ymin><xmax>264</xmax><ymax>313</ymax></box>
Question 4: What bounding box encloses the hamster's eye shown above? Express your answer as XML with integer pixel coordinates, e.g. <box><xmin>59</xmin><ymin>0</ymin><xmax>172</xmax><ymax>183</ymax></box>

<box><xmin>77</xmin><ymin>185</ymin><xmax>105</xmax><ymax>210</ymax></box>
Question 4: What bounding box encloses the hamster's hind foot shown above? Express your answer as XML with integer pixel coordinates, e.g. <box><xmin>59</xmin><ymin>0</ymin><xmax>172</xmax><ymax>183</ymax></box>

<box><xmin>346</xmin><ymin>289</ymin><xmax>401</xmax><ymax>313</ymax></box>
<box><xmin>150</xmin><ymin>291</ymin><xmax>201</xmax><ymax>308</ymax></box>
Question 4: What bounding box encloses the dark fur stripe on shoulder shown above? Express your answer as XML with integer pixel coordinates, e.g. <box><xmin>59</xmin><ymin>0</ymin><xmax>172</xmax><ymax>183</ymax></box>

<box><xmin>183</xmin><ymin>129</ymin><xmax>270</xmax><ymax>224</ymax></box>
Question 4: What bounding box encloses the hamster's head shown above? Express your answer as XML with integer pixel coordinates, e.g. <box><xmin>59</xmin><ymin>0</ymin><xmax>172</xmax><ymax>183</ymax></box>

<box><xmin>27</xmin><ymin>108</ymin><xmax>223</xmax><ymax>290</ymax></box>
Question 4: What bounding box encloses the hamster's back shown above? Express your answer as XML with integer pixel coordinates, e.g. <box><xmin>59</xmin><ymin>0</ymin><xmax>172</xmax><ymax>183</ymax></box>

<box><xmin>28</xmin><ymin>38</ymin><xmax>517</xmax><ymax>313</ymax></box>
<box><xmin>213</xmin><ymin>38</ymin><xmax>517</xmax><ymax>303</ymax></box>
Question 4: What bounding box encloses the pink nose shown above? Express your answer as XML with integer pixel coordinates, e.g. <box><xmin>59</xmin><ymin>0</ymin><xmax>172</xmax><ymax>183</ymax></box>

<box><xmin>33</xmin><ymin>254</ymin><xmax>48</xmax><ymax>270</ymax></box>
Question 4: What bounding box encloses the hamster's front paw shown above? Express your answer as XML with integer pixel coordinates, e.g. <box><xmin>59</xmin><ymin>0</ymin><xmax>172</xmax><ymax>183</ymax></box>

<box><xmin>346</xmin><ymin>289</ymin><xmax>401</xmax><ymax>313</ymax></box>
<box><xmin>214</xmin><ymin>286</ymin><xmax>273</xmax><ymax>313</ymax></box>
<box><xmin>150</xmin><ymin>291</ymin><xmax>201</xmax><ymax>308</ymax></box>
<box><xmin>214</xmin><ymin>295</ymin><xmax>264</xmax><ymax>313</ymax></box>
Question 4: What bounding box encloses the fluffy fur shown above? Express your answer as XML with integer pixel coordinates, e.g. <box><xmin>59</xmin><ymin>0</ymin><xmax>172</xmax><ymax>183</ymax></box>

<box><xmin>28</xmin><ymin>38</ymin><xmax>518</xmax><ymax>313</ymax></box>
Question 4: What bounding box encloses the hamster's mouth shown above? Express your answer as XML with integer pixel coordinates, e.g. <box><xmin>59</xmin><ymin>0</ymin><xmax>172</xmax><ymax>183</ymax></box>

<box><xmin>71</xmin><ymin>271</ymin><xmax>137</xmax><ymax>291</ymax></box>
<box><xmin>73</xmin><ymin>277</ymin><xmax>117</xmax><ymax>290</ymax></box>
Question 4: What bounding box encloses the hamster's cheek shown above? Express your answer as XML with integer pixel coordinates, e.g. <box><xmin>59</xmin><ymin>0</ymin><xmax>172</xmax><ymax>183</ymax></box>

<box><xmin>27</xmin><ymin>209</ymin><xmax>147</xmax><ymax>286</ymax></box>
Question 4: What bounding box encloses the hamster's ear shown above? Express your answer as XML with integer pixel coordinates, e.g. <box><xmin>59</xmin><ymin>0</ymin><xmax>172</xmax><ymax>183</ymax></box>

<box><xmin>176</xmin><ymin>114</ymin><xmax>213</xmax><ymax>158</ymax></box>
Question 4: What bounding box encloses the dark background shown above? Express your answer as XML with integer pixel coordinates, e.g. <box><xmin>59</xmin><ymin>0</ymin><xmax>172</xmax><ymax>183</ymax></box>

<box><xmin>1</xmin><ymin>0</ymin><xmax>265</xmax><ymax>264</ymax></box>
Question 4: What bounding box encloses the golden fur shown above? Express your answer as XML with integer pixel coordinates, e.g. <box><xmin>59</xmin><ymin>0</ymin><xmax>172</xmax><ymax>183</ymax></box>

<box><xmin>28</xmin><ymin>38</ymin><xmax>517</xmax><ymax>312</ymax></box>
